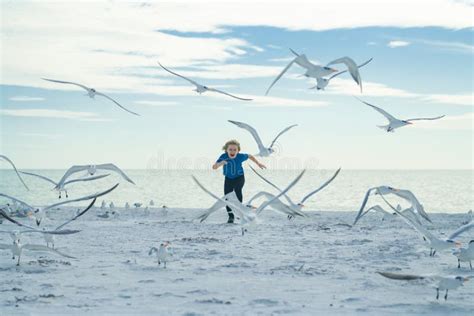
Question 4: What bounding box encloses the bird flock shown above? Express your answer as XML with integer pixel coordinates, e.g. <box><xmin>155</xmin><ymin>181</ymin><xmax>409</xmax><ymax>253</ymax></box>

<box><xmin>0</xmin><ymin>47</ymin><xmax>470</xmax><ymax>304</ymax></box>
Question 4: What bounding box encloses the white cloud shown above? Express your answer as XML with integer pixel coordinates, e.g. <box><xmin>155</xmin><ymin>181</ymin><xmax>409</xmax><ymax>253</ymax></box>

<box><xmin>1</xmin><ymin>0</ymin><xmax>471</xmax><ymax>93</ymax></box>
<box><xmin>0</xmin><ymin>109</ymin><xmax>112</xmax><ymax>121</ymax></box>
<box><xmin>134</xmin><ymin>100</ymin><xmax>178</xmax><ymax>107</ymax></box>
<box><xmin>8</xmin><ymin>96</ymin><xmax>45</xmax><ymax>102</ymax></box>
<box><xmin>422</xmin><ymin>94</ymin><xmax>473</xmax><ymax>106</ymax></box>
<box><xmin>387</xmin><ymin>40</ymin><xmax>411</xmax><ymax>48</ymax></box>
<box><xmin>418</xmin><ymin>39</ymin><xmax>474</xmax><ymax>54</ymax></box>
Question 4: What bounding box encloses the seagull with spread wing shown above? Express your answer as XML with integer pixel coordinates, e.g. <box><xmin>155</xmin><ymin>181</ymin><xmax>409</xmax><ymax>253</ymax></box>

<box><xmin>55</xmin><ymin>163</ymin><xmax>134</xmax><ymax>191</ymax></box>
<box><xmin>158</xmin><ymin>62</ymin><xmax>252</xmax><ymax>101</ymax></box>
<box><xmin>42</xmin><ymin>78</ymin><xmax>140</xmax><ymax>116</ymax></box>
<box><xmin>265</xmin><ymin>48</ymin><xmax>338</xmax><ymax>95</ymax></box>
<box><xmin>20</xmin><ymin>171</ymin><xmax>109</xmax><ymax>199</ymax></box>
<box><xmin>248</xmin><ymin>167</ymin><xmax>341</xmax><ymax>218</ymax></box>
<box><xmin>192</xmin><ymin>170</ymin><xmax>305</xmax><ymax>235</ymax></box>
<box><xmin>377</xmin><ymin>271</ymin><xmax>470</xmax><ymax>300</ymax></box>
<box><xmin>310</xmin><ymin>58</ymin><xmax>373</xmax><ymax>91</ymax></box>
<box><xmin>0</xmin><ymin>198</ymin><xmax>96</xmax><ymax>249</ymax></box>
<box><xmin>0</xmin><ymin>184</ymin><xmax>119</xmax><ymax>226</ymax></box>
<box><xmin>356</xmin><ymin>98</ymin><xmax>445</xmax><ymax>132</ymax></box>
<box><xmin>353</xmin><ymin>186</ymin><xmax>432</xmax><ymax>226</ymax></box>
<box><xmin>228</xmin><ymin>120</ymin><xmax>297</xmax><ymax>157</ymax></box>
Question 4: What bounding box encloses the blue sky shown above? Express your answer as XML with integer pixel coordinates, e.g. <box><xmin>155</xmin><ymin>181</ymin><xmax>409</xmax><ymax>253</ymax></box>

<box><xmin>0</xmin><ymin>0</ymin><xmax>472</xmax><ymax>169</ymax></box>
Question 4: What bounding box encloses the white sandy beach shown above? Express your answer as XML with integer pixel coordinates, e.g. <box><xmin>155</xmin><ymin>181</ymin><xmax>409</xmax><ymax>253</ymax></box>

<box><xmin>0</xmin><ymin>206</ymin><xmax>472</xmax><ymax>315</ymax></box>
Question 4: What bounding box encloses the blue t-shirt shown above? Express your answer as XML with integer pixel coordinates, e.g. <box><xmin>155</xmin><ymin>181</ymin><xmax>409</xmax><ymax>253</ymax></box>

<box><xmin>216</xmin><ymin>153</ymin><xmax>249</xmax><ymax>179</ymax></box>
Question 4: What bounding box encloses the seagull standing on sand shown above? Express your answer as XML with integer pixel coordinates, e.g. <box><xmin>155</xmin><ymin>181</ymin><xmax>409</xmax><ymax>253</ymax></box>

<box><xmin>310</xmin><ymin>58</ymin><xmax>373</xmax><ymax>91</ymax></box>
<box><xmin>0</xmin><ymin>155</ymin><xmax>29</xmax><ymax>190</ymax></box>
<box><xmin>20</xmin><ymin>171</ymin><xmax>109</xmax><ymax>199</ymax></box>
<box><xmin>266</xmin><ymin>48</ymin><xmax>340</xmax><ymax>95</ymax></box>
<box><xmin>0</xmin><ymin>184</ymin><xmax>119</xmax><ymax>226</ymax></box>
<box><xmin>228</xmin><ymin>120</ymin><xmax>297</xmax><ymax>157</ymax></box>
<box><xmin>377</xmin><ymin>271</ymin><xmax>470</xmax><ymax>300</ymax></box>
<box><xmin>149</xmin><ymin>241</ymin><xmax>172</xmax><ymax>268</ymax></box>
<box><xmin>453</xmin><ymin>240</ymin><xmax>474</xmax><ymax>270</ymax></box>
<box><xmin>356</xmin><ymin>98</ymin><xmax>445</xmax><ymax>132</ymax></box>
<box><xmin>42</xmin><ymin>78</ymin><xmax>140</xmax><ymax>116</ymax></box>
<box><xmin>55</xmin><ymin>163</ymin><xmax>135</xmax><ymax>190</ymax></box>
<box><xmin>158</xmin><ymin>62</ymin><xmax>252</xmax><ymax>101</ymax></box>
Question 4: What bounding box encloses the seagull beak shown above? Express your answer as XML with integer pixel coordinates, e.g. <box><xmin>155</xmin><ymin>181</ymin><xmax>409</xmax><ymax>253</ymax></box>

<box><xmin>464</xmin><ymin>277</ymin><xmax>470</xmax><ymax>282</ymax></box>
<box><xmin>455</xmin><ymin>241</ymin><xmax>462</xmax><ymax>248</ymax></box>
<box><xmin>330</xmin><ymin>68</ymin><xmax>338</xmax><ymax>73</ymax></box>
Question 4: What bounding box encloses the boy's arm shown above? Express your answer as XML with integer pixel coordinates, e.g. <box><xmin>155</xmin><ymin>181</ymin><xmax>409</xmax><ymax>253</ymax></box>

<box><xmin>248</xmin><ymin>155</ymin><xmax>266</xmax><ymax>169</ymax></box>
<box><xmin>212</xmin><ymin>160</ymin><xmax>227</xmax><ymax>170</ymax></box>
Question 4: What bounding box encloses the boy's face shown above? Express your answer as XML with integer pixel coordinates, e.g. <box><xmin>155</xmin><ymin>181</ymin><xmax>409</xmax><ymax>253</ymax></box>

<box><xmin>226</xmin><ymin>144</ymin><xmax>239</xmax><ymax>158</ymax></box>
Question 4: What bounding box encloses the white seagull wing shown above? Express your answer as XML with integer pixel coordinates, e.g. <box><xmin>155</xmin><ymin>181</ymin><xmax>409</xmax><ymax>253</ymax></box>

<box><xmin>64</xmin><ymin>174</ymin><xmax>110</xmax><ymax>186</ymax></box>
<box><xmin>95</xmin><ymin>92</ymin><xmax>140</xmax><ymax>116</ymax></box>
<box><xmin>228</xmin><ymin>120</ymin><xmax>267</xmax><ymax>153</ymax></box>
<box><xmin>355</xmin><ymin>97</ymin><xmax>398</xmax><ymax>123</ymax></box>
<box><xmin>405</xmin><ymin>115</ymin><xmax>445</xmax><ymax>122</ymax></box>
<box><xmin>0</xmin><ymin>155</ymin><xmax>30</xmax><ymax>190</ymax></box>
<box><xmin>42</xmin><ymin>78</ymin><xmax>90</xmax><ymax>91</ymax></box>
<box><xmin>43</xmin><ymin>183</ymin><xmax>119</xmax><ymax>211</ymax></box>
<box><xmin>195</xmin><ymin>192</ymin><xmax>238</xmax><ymax>223</ymax></box>
<box><xmin>448</xmin><ymin>222</ymin><xmax>474</xmax><ymax>240</ymax></box>
<box><xmin>249</xmin><ymin>166</ymin><xmax>295</xmax><ymax>205</ymax></box>
<box><xmin>329</xmin><ymin>58</ymin><xmax>373</xmax><ymax>80</ymax></box>
<box><xmin>0</xmin><ymin>193</ymin><xmax>34</xmax><ymax>210</ymax></box>
<box><xmin>55</xmin><ymin>198</ymin><xmax>96</xmax><ymax>230</ymax></box>
<box><xmin>300</xmin><ymin>168</ymin><xmax>341</xmax><ymax>204</ymax></box>
<box><xmin>265</xmin><ymin>56</ymin><xmax>296</xmax><ymax>95</ymax></box>
<box><xmin>158</xmin><ymin>62</ymin><xmax>200</xmax><ymax>86</ymax></box>
<box><xmin>206</xmin><ymin>87</ymin><xmax>253</xmax><ymax>101</ymax></box>
<box><xmin>22</xmin><ymin>244</ymin><xmax>76</xmax><ymax>258</ymax></box>
<box><xmin>327</xmin><ymin>56</ymin><xmax>362</xmax><ymax>91</ymax></box>
<box><xmin>96</xmin><ymin>163</ymin><xmax>135</xmax><ymax>184</ymax></box>
<box><xmin>56</xmin><ymin>165</ymin><xmax>90</xmax><ymax>189</ymax></box>
<box><xmin>255</xmin><ymin>170</ymin><xmax>305</xmax><ymax>216</ymax></box>
<box><xmin>19</xmin><ymin>171</ymin><xmax>57</xmax><ymax>186</ymax></box>
<box><xmin>269</xmin><ymin>124</ymin><xmax>298</xmax><ymax>149</ymax></box>
<box><xmin>353</xmin><ymin>187</ymin><xmax>377</xmax><ymax>225</ymax></box>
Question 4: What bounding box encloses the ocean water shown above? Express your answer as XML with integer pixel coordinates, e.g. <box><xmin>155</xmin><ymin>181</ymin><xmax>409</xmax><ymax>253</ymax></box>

<box><xmin>0</xmin><ymin>169</ymin><xmax>472</xmax><ymax>213</ymax></box>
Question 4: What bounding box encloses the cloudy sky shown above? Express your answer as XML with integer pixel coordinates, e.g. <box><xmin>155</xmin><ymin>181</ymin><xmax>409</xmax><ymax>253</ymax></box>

<box><xmin>1</xmin><ymin>0</ymin><xmax>472</xmax><ymax>169</ymax></box>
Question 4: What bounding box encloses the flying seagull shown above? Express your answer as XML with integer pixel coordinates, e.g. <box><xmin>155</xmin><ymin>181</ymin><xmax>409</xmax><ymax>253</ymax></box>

<box><xmin>20</xmin><ymin>171</ymin><xmax>109</xmax><ymax>199</ymax></box>
<box><xmin>310</xmin><ymin>58</ymin><xmax>373</xmax><ymax>91</ymax></box>
<box><xmin>0</xmin><ymin>155</ymin><xmax>29</xmax><ymax>190</ymax></box>
<box><xmin>42</xmin><ymin>78</ymin><xmax>140</xmax><ymax>116</ymax></box>
<box><xmin>378</xmin><ymin>191</ymin><xmax>467</xmax><ymax>256</ymax></box>
<box><xmin>193</xmin><ymin>170</ymin><xmax>305</xmax><ymax>235</ymax></box>
<box><xmin>265</xmin><ymin>48</ymin><xmax>338</xmax><ymax>95</ymax></box>
<box><xmin>249</xmin><ymin>167</ymin><xmax>341</xmax><ymax>216</ymax></box>
<box><xmin>354</xmin><ymin>186</ymin><xmax>432</xmax><ymax>226</ymax></box>
<box><xmin>228</xmin><ymin>120</ymin><xmax>297</xmax><ymax>157</ymax></box>
<box><xmin>55</xmin><ymin>163</ymin><xmax>135</xmax><ymax>191</ymax></box>
<box><xmin>0</xmin><ymin>198</ymin><xmax>97</xmax><ymax>248</ymax></box>
<box><xmin>0</xmin><ymin>184</ymin><xmax>119</xmax><ymax>226</ymax></box>
<box><xmin>377</xmin><ymin>271</ymin><xmax>470</xmax><ymax>300</ymax></box>
<box><xmin>356</xmin><ymin>98</ymin><xmax>445</xmax><ymax>132</ymax></box>
<box><xmin>158</xmin><ymin>62</ymin><xmax>252</xmax><ymax>101</ymax></box>
<box><xmin>325</xmin><ymin>56</ymin><xmax>366</xmax><ymax>92</ymax></box>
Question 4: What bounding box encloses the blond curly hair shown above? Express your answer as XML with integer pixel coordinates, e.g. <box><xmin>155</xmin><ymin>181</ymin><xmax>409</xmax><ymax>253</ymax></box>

<box><xmin>222</xmin><ymin>139</ymin><xmax>241</xmax><ymax>151</ymax></box>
